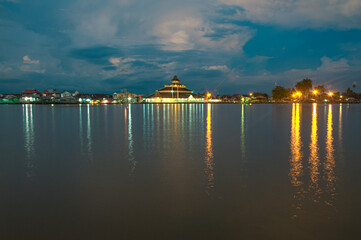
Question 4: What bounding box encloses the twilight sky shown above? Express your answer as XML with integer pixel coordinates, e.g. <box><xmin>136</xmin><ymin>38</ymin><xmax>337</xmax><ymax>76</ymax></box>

<box><xmin>0</xmin><ymin>0</ymin><xmax>361</xmax><ymax>94</ymax></box>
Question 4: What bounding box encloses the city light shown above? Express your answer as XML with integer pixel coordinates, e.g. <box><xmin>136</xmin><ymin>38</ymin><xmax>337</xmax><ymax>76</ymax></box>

<box><xmin>313</xmin><ymin>90</ymin><xmax>318</xmax><ymax>95</ymax></box>
<box><xmin>207</xmin><ymin>93</ymin><xmax>211</xmax><ymax>98</ymax></box>
<box><xmin>249</xmin><ymin>93</ymin><xmax>253</xmax><ymax>96</ymax></box>
<box><xmin>328</xmin><ymin>92</ymin><xmax>334</xmax><ymax>97</ymax></box>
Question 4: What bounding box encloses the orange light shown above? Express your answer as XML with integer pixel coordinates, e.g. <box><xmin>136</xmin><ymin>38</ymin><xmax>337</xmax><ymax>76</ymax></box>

<box><xmin>249</xmin><ymin>93</ymin><xmax>253</xmax><ymax>96</ymax></box>
<box><xmin>328</xmin><ymin>92</ymin><xmax>333</xmax><ymax>97</ymax></box>
<box><xmin>296</xmin><ymin>92</ymin><xmax>301</xmax><ymax>96</ymax></box>
<box><xmin>292</xmin><ymin>94</ymin><xmax>296</xmax><ymax>98</ymax></box>
<box><xmin>207</xmin><ymin>93</ymin><xmax>211</xmax><ymax>98</ymax></box>
<box><xmin>313</xmin><ymin>90</ymin><xmax>318</xmax><ymax>95</ymax></box>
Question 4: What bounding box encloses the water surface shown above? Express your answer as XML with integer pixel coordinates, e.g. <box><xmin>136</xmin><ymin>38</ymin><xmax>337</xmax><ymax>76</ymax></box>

<box><xmin>0</xmin><ymin>103</ymin><xmax>360</xmax><ymax>239</ymax></box>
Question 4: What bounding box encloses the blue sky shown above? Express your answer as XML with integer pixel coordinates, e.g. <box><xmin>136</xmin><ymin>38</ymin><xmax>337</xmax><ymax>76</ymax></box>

<box><xmin>0</xmin><ymin>0</ymin><xmax>360</xmax><ymax>94</ymax></box>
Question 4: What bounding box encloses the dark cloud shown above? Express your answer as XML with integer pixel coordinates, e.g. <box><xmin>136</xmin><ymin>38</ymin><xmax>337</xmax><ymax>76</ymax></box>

<box><xmin>102</xmin><ymin>66</ymin><xmax>117</xmax><ymax>71</ymax></box>
<box><xmin>70</xmin><ymin>46</ymin><xmax>122</xmax><ymax>65</ymax></box>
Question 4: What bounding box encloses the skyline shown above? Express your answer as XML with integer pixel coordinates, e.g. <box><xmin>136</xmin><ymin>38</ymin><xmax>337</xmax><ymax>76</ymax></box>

<box><xmin>1</xmin><ymin>0</ymin><xmax>361</xmax><ymax>94</ymax></box>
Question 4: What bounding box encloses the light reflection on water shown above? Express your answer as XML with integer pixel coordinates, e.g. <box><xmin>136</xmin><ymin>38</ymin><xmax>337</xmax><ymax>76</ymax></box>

<box><xmin>325</xmin><ymin>104</ymin><xmax>336</xmax><ymax>206</ymax></box>
<box><xmin>308</xmin><ymin>103</ymin><xmax>321</xmax><ymax>201</ymax></box>
<box><xmin>125</xmin><ymin>104</ymin><xmax>136</xmax><ymax>175</ymax></box>
<box><xmin>205</xmin><ymin>103</ymin><xmax>215</xmax><ymax>196</ymax></box>
<box><xmin>9</xmin><ymin>103</ymin><xmax>360</xmax><ymax>239</ymax></box>
<box><xmin>289</xmin><ymin>103</ymin><xmax>339</xmax><ymax>217</ymax></box>
<box><xmin>290</xmin><ymin>103</ymin><xmax>304</xmax><ymax>215</ymax></box>
<box><xmin>87</xmin><ymin>104</ymin><xmax>93</xmax><ymax>161</ymax></box>
<box><xmin>23</xmin><ymin>104</ymin><xmax>36</xmax><ymax>178</ymax></box>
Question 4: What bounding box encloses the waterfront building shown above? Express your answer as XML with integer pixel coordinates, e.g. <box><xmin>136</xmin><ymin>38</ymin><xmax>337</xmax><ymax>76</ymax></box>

<box><xmin>144</xmin><ymin>75</ymin><xmax>204</xmax><ymax>103</ymax></box>
<box><xmin>113</xmin><ymin>92</ymin><xmax>138</xmax><ymax>103</ymax></box>
<box><xmin>42</xmin><ymin>89</ymin><xmax>61</xmax><ymax>98</ymax></box>
<box><xmin>0</xmin><ymin>94</ymin><xmax>20</xmax><ymax>104</ymax></box>
<box><xmin>21</xmin><ymin>89</ymin><xmax>41</xmax><ymax>102</ymax></box>
<box><xmin>61</xmin><ymin>90</ymin><xmax>78</xmax><ymax>98</ymax></box>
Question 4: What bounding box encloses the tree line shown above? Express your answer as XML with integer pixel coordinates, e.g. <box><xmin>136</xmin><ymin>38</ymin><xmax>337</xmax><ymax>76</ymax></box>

<box><xmin>272</xmin><ymin>78</ymin><xmax>361</xmax><ymax>101</ymax></box>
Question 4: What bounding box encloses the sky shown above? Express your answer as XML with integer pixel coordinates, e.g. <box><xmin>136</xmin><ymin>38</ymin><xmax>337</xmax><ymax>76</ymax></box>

<box><xmin>0</xmin><ymin>0</ymin><xmax>361</xmax><ymax>94</ymax></box>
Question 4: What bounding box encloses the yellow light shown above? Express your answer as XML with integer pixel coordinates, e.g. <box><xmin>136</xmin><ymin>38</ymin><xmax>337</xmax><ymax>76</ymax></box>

<box><xmin>340</xmin><ymin>95</ymin><xmax>343</xmax><ymax>98</ymax></box>
<box><xmin>328</xmin><ymin>92</ymin><xmax>333</xmax><ymax>96</ymax></box>
<box><xmin>292</xmin><ymin>94</ymin><xmax>296</xmax><ymax>98</ymax></box>
<box><xmin>207</xmin><ymin>93</ymin><xmax>211</xmax><ymax>98</ymax></box>
<box><xmin>313</xmin><ymin>90</ymin><xmax>318</xmax><ymax>95</ymax></box>
<box><xmin>296</xmin><ymin>92</ymin><xmax>301</xmax><ymax>96</ymax></box>
<box><xmin>249</xmin><ymin>93</ymin><xmax>253</xmax><ymax>96</ymax></box>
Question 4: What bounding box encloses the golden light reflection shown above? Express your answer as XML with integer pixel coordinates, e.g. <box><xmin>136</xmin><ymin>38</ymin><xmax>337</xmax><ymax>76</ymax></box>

<box><xmin>308</xmin><ymin>103</ymin><xmax>321</xmax><ymax>201</ymax></box>
<box><xmin>290</xmin><ymin>103</ymin><xmax>303</xmax><ymax>187</ymax></box>
<box><xmin>289</xmin><ymin>103</ymin><xmax>304</xmax><ymax>216</ymax></box>
<box><xmin>205</xmin><ymin>104</ymin><xmax>215</xmax><ymax>195</ymax></box>
<box><xmin>324</xmin><ymin>104</ymin><xmax>336</xmax><ymax>206</ymax></box>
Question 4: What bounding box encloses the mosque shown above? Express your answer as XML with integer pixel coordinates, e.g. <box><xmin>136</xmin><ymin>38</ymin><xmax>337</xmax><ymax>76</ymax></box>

<box><xmin>144</xmin><ymin>75</ymin><xmax>205</xmax><ymax>103</ymax></box>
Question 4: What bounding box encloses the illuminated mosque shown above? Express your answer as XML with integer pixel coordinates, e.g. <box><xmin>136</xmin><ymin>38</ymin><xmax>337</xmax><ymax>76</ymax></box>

<box><xmin>144</xmin><ymin>75</ymin><xmax>205</xmax><ymax>103</ymax></box>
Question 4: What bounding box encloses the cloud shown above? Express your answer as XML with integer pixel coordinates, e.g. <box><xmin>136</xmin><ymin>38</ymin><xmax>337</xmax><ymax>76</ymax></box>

<box><xmin>219</xmin><ymin>0</ymin><xmax>361</xmax><ymax>29</ymax></box>
<box><xmin>203</xmin><ymin>65</ymin><xmax>229</xmax><ymax>71</ymax></box>
<box><xmin>21</xmin><ymin>55</ymin><xmax>45</xmax><ymax>73</ymax></box>
<box><xmin>109</xmin><ymin>57</ymin><xmax>135</xmax><ymax>67</ymax></box>
<box><xmin>20</xmin><ymin>65</ymin><xmax>45</xmax><ymax>73</ymax></box>
<box><xmin>0</xmin><ymin>64</ymin><xmax>12</xmax><ymax>73</ymax></box>
<box><xmin>23</xmin><ymin>55</ymin><xmax>39</xmax><ymax>64</ymax></box>
<box><xmin>317</xmin><ymin>56</ymin><xmax>349</xmax><ymax>72</ymax></box>
<box><xmin>236</xmin><ymin>56</ymin><xmax>357</xmax><ymax>92</ymax></box>
<box><xmin>153</xmin><ymin>14</ymin><xmax>254</xmax><ymax>52</ymax></box>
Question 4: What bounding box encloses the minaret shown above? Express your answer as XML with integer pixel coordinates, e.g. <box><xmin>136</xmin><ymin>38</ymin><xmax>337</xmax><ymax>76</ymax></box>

<box><xmin>172</xmin><ymin>75</ymin><xmax>180</xmax><ymax>84</ymax></box>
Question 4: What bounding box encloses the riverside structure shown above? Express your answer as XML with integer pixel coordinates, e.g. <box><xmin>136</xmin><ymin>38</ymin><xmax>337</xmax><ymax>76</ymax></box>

<box><xmin>143</xmin><ymin>75</ymin><xmax>206</xmax><ymax>103</ymax></box>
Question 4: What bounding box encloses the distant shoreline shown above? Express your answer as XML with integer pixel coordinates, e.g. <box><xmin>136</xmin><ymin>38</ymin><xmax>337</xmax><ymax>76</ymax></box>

<box><xmin>0</xmin><ymin>102</ymin><xmax>360</xmax><ymax>105</ymax></box>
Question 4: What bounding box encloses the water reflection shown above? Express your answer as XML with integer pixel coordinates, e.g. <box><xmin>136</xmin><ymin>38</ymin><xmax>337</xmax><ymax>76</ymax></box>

<box><xmin>126</xmin><ymin>104</ymin><xmax>136</xmax><ymax>175</ymax></box>
<box><xmin>289</xmin><ymin>103</ymin><xmax>339</xmax><ymax>216</ymax></box>
<box><xmin>79</xmin><ymin>105</ymin><xmax>83</xmax><ymax>154</ymax></box>
<box><xmin>308</xmin><ymin>103</ymin><xmax>321</xmax><ymax>201</ymax></box>
<box><xmin>290</xmin><ymin>103</ymin><xmax>303</xmax><ymax>187</ymax></box>
<box><xmin>240</xmin><ymin>104</ymin><xmax>248</xmax><ymax>188</ymax></box>
<box><xmin>324</xmin><ymin>104</ymin><xmax>336</xmax><ymax>206</ymax></box>
<box><xmin>289</xmin><ymin>103</ymin><xmax>304</xmax><ymax>215</ymax></box>
<box><xmin>23</xmin><ymin>104</ymin><xmax>36</xmax><ymax>178</ymax></box>
<box><xmin>240</xmin><ymin>104</ymin><xmax>246</xmax><ymax>159</ymax></box>
<box><xmin>205</xmin><ymin>104</ymin><xmax>215</xmax><ymax>195</ymax></box>
<box><xmin>338</xmin><ymin>104</ymin><xmax>344</xmax><ymax>163</ymax></box>
<box><xmin>87</xmin><ymin>105</ymin><xmax>93</xmax><ymax>161</ymax></box>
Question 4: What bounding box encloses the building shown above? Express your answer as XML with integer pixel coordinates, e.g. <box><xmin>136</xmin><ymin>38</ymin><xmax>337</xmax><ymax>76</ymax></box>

<box><xmin>43</xmin><ymin>89</ymin><xmax>61</xmax><ymax>98</ymax></box>
<box><xmin>113</xmin><ymin>92</ymin><xmax>138</xmax><ymax>103</ymax></box>
<box><xmin>61</xmin><ymin>90</ymin><xmax>78</xmax><ymax>98</ymax></box>
<box><xmin>144</xmin><ymin>75</ymin><xmax>204</xmax><ymax>103</ymax></box>
<box><xmin>21</xmin><ymin>89</ymin><xmax>41</xmax><ymax>102</ymax></box>
<box><xmin>0</xmin><ymin>94</ymin><xmax>20</xmax><ymax>104</ymax></box>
